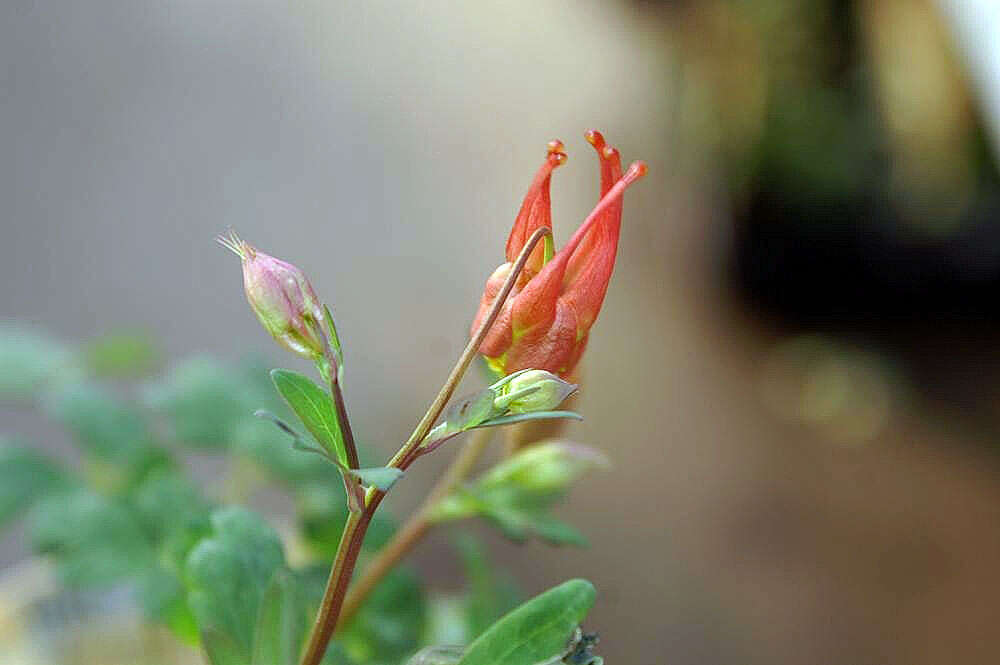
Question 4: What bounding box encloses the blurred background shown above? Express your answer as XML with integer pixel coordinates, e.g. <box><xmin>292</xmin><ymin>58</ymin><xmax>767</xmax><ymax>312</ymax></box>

<box><xmin>4</xmin><ymin>0</ymin><xmax>1000</xmax><ymax>663</ymax></box>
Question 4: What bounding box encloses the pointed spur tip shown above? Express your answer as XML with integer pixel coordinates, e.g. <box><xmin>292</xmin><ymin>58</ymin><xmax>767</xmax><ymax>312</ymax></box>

<box><xmin>623</xmin><ymin>160</ymin><xmax>648</xmax><ymax>184</ymax></box>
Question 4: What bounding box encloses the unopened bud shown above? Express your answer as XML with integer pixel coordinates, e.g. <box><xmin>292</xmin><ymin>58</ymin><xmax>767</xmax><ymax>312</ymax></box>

<box><xmin>218</xmin><ymin>232</ymin><xmax>326</xmax><ymax>360</ymax></box>
<box><xmin>477</xmin><ymin>441</ymin><xmax>609</xmax><ymax>499</ymax></box>
<box><xmin>496</xmin><ymin>369</ymin><xmax>577</xmax><ymax>414</ymax></box>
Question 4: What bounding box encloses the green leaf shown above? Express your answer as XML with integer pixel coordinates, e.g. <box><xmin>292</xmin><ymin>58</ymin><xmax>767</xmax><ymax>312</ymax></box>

<box><xmin>202</xmin><ymin>627</ymin><xmax>247</xmax><ymax>665</ymax></box>
<box><xmin>458</xmin><ymin>579</ymin><xmax>596</xmax><ymax>665</ymax></box>
<box><xmin>349</xmin><ymin>466</ymin><xmax>404</xmax><ymax>491</ymax></box>
<box><xmin>128</xmin><ymin>471</ymin><xmax>211</xmax><ymax>645</ymax></box>
<box><xmin>30</xmin><ymin>489</ymin><xmax>153</xmax><ymax>587</ymax></box>
<box><xmin>423</xmin><ymin>594</ymin><xmax>474</xmax><ymax>647</ymax></box>
<box><xmin>45</xmin><ymin>383</ymin><xmax>169</xmax><ymax>488</ymax></box>
<box><xmin>271</xmin><ymin>369</ymin><xmax>347</xmax><ymax>466</ymax></box>
<box><xmin>454</xmin><ymin>535</ymin><xmax>521</xmax><ymax>637</ymax></box>
<box><xmin>137</xmin><ymin>566</ymin><xmax>200</xmax><ymax>645</ymax></box>
<box><xmin>0</xmin><ymin>442</ymin><xmax>72</xmax><ymax>529</ymax></box>
<box><xmin>530</xmin><ymin>517</ymin><xmax>588</xmax><ymax>547</ymax></box>
<box><xmin>475</xmin><ymin>411</ymin><xmax>582</xmax><ymax>429</ymax></box>
<box><xmin>429</xmin><ymin>443</ymin><xmax>606</xmax><ymax>547</ymax></box>
<box><xmin>0</xmin><ymin>323</ymin><xmax>79</xmax><ymax>402</ymax></box>
<box><xmin>85</xmin><ymin>330</ymin><xmax>160</xmax><ymax>378</ymax></box>
<box><xmin>252</xmin><ymin>569</ymin><xmax>307</xmax><ymax>665</ymax></box>
<box><xmin>406</xmin><ymin>645</ymin><xmax>465</xmax><ymax>665</ymax></box>
<box><xmin>131</xmin><ymin>469</ymin><xmax>210</xmax><ymax>535</ymax></box>
<box><xmin>232</xmin><ymin>417</ymin><xmax>341</xmax><ymax>488</ymax></box>
<box><xmin>185</xmin><ymin>507</ymin><xmax>286</xmax><ymax>662</ymax></box>
<box><xmin>144</xmin><ymin>356</ymin><xmax>264</xmax><ymax>449</ymax></box>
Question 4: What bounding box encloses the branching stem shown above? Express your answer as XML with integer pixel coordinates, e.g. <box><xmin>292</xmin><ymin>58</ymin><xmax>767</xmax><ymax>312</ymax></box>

<box><xmin>298</xmin><ymin>227</ymin><xmax>553</xmax><ymax>665</ymax></box>
<box><xmin>337</xmin><ymin>427</ymin><xmax>493</xmax><ymax>625</ymax></box>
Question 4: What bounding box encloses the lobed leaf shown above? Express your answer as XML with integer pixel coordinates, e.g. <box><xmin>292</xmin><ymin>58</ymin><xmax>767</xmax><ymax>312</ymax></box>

<box><xmin>184</xmin><ymin>507</ymin><xmax>287</xmax><ymax>662</ymax></box>
<box><xmin>0</xmin><ymin>441</ymin><xmax>72</xmax><ymax>530</ymax></box>
<box><xmin>252</xmin><ymin>569</ymin><xmax>307</xmax><ymax>665</ymax></box>
<box><xmin>30</xmin><ymin>488</ymin><xmax>153</xmax><ymax>587</ymax></box>
<box><xmin>45</xmin><ymin>383</ymin><xmax>169</xmax><ymax>488</ymax></box>
<box><xmin>144</xmin><ymin>356</ymin><xmax>266</xmax><ymax>449</ymax></box>
<box><xmin>0</xmin><ymin>323</ymin><xmax>78</xmax><ymax>402</ymax></box>
<box><xmin>84</xmin><ymin>330</ymin><xmax>161</xmax><ymax>378</ymax></box>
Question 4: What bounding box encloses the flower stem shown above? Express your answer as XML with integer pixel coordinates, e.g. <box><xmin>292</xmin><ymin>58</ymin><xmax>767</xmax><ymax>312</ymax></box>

<box><xmin>337</xmin><ymin>427</ymin><xmax>494</xmax><ymax>625</ymax></box>
<box><xmin>298</xmin><ymin>227</ymin><xmax>552</xmax><ymax>665</ymax></box>
<box><xmin>330</xmin><ymin>382</ymin><xmax>359</xmax><ymax>469</ymax></box>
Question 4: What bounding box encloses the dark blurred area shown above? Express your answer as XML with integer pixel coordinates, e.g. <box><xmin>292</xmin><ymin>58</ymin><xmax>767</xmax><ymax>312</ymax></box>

<box><xmin>714</xmin><ymin>0</ymin><xmax>1000</xmax><ymax>437</ymax></box>
<box><xmin>4</xmin><ymin>0</ymin><xmax>1000</xmax><ymax>664</ymax></box>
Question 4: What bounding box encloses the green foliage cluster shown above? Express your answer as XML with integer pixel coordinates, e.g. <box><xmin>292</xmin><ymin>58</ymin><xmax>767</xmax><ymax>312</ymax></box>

<box><xmin>0</xmin><ymin>324</ymin><xmax>604</xmax><ymax>665</ymax></box>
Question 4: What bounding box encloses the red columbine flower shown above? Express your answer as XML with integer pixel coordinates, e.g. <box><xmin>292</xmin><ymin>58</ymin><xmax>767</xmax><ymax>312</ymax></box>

<box><xmin>471</xmin><ymin>131</ymin><xmax>647</xmax><ymax>378</ymax></box>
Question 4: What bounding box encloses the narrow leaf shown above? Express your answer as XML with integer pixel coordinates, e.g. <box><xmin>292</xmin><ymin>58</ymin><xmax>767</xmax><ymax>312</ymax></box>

<box><xmin>475</xmin><ymin>411</ymin><xmax>582</xmax><ymax>429</ymax></box>
<box><xmin>255</xmin><ymin>410</ymin><xmax>365</xmax><ymax>511</ymax></box>
<box><xmin>255</xmin><ymin>410</ymin><xmax>334</xmax><ymax>462</ymax></box>
<box><xmin>270</xmin><ymin>369</ymin><xmax>347</xmax><ymax>466</ymax></box>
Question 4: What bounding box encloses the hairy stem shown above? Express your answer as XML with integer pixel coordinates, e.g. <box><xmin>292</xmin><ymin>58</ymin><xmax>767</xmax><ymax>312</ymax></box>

<box><xmin>298</xmin><ymin>227</ymin><xmax>552</xmax><ymax>665</ymax></box>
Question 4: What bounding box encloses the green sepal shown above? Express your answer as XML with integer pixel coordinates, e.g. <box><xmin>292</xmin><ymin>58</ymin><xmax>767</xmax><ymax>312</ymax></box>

<box><xmin>323</xmin><ymin>305</ymin><xmax>345</xmax><ymax>386</ymax></box>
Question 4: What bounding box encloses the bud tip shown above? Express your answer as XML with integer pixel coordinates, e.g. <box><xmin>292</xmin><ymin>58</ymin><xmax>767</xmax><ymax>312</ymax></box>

<box><xmin>216</xmin><ymin>229</ymin><xmax>255</xmax><ymax>260</ymax></box>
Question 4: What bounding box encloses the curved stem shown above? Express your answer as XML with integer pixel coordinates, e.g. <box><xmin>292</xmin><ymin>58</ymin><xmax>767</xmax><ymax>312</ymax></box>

<box><xmin>386</xmin><ymin>227</ymin><xmax>553</xmax><ymax>470</ymax></box>
<box><xmin>298</xmin><ymin>226</ymin><xmax>552</xmax><ymax>665</ymax></box>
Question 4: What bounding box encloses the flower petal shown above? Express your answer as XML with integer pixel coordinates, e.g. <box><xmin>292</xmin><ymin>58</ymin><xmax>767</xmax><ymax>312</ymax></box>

<box><xmin>505</xmin><ymin>140</ymin><xmax>566</xmax><ymax>273</ymax></box>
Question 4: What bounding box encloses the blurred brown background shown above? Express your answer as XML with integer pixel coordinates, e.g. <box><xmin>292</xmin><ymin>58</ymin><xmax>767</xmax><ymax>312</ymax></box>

<box><xmin>4</xmin><ymin>1</ymin><xmax>1000</xmax><ymax>663</ymax></box>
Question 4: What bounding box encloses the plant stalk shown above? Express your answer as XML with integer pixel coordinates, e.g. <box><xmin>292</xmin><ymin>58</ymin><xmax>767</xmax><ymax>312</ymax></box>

<box><xmin>298</xmin><ymin>227</ymin><xmax>552</xmax><ymax>665</ymax></box>
<box><xmin>337</xmin><ymin>427</ymin><xmax>494</xmax><ymax>625</ymax></box>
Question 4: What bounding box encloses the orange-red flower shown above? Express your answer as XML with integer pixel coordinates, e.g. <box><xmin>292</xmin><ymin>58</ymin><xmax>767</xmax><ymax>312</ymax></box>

<box><xmin>471</xmin><ymin>131</ymin><xmax>647</xmax><ymax>378</ymax></box>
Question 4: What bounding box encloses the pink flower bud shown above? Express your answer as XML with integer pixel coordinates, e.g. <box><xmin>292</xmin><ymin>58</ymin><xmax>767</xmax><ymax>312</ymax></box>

<box><xmin>218</xmin><ymin>232</ymin><xmax>327</xmax><ymax>360</ymax></box>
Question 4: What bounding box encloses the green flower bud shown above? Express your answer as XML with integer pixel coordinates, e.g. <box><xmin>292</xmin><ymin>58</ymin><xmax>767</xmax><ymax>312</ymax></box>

<box><xmin>476</xmin><ymin>441</ymin><xmax>608</xmax><ymax>498</ymax></box>
<box><xmin>218</xmin><ymin>232</ymin><xmax>327</xmax><ymax>360</ymax></box>
<box><xmin>495</xmin><ymin>369</ymin><xmax>577</xmax><ymax>414</ymax></box>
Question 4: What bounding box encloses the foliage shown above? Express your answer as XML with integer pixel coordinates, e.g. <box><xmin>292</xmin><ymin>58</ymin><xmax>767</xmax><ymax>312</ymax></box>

<box><xmin>429</xmin><ymin>443</ymin><xmax>609</xmax><ymax>546</ymax></box>
<box><xmin>0</xmin><ymin>325</ymin><xmax>606</xmax><ymax>664</ymax></box>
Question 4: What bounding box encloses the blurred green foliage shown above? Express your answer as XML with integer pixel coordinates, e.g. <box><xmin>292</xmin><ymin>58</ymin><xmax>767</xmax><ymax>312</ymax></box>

<box><xmin>0</xmin><ymin>324</ymin><xmax>602</xmax><ymax>664</ymax></box>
